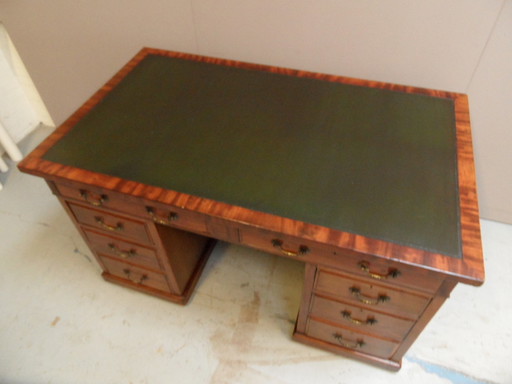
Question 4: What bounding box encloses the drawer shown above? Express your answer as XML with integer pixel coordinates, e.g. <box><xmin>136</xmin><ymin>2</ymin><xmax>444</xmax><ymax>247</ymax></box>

<box><xmin>68</xmin><ymin>202</ymin><xmax>153</xmax><ymax>245</ymax></box>
<box><xmin>83</xmin><ymin>229</ymin><xmax>161</xmax><ymax>271</ymax></box>
<box><xmin>55</xmin><ymin>181</ymin><xmax>144</xmax><ymax>218</ymax></box>
<box><xmin>144</xmin><ymin>204</ymin><xmax>208</xmax><ymax>234</ymax></box>
<box><xmin>306</xmin><ymin>318</ymin><xmax>399</xmax><ymax>359</ymax></box>
<box><xmin>55</xmin><ymin>183</ymin><xmax>207</xmax><ymax>233</ymax></box>
<box><xmin>55</xmin><ymin>181</ymin><xmax>209</xmax><ymax>235</ymax></box>
<box><xmin>239</xmin><ymin>226</ymin><xmax>442</xmax><ymax>294</ymax></box>
<box><xmin>101</xmin><ymin>256</ymin><xmax>171</xmax><ymax>293</ymax></box>
<box><xmin>329</xmin><ymin>250</ymin><xmax>443</xmax><ymax>294</ymax></box>
<box><xmin>310</xmin><ymin>295</ymin><xmax>415</xmax><ymax>341</ymax></box>
<box><xmin>315</xmin><ymin>269</ymin><xmax>431</xmax><ymax>319</ymax></box>
<box><xmin>239</xmin><ymin>226</ymin><xmax>318</xmax><ymax>262</ymax></box>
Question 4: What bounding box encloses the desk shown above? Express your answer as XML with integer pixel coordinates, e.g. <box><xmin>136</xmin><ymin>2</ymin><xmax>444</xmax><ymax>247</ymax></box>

<box><xmin>18</xmin><ymin>48</ymin><xmax>484</xmax><ymax>370</ymax></box>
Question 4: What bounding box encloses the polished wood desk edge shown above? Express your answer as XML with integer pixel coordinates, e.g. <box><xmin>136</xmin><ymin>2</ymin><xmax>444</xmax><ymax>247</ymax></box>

<box><xmin>18</xmin><ymin>47</ymin><xmax>484</xmax><ymax>286</ymax></box>
<box><xmin>453</xmin><ymin>94</ymin><xmax>485</xmax><ymax>286</ymax></box>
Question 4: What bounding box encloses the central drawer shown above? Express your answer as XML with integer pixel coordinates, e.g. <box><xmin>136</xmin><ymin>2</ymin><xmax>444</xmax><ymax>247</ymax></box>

<box><xmin>239</xmin><ymin>226</ymin><xmax>322</xmax><ymax>264</ymax></box>
<box><xmin>144</xmin><ymin>204</ymin><xmax>208</xmax><ymax>234</ymax></box>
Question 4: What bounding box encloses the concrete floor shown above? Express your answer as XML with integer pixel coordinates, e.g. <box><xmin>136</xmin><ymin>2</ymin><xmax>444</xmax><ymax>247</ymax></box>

<box><xmin>1</xmin><ymin>126</ymin><xmax>511</xmax><ymax>384</ymax></box>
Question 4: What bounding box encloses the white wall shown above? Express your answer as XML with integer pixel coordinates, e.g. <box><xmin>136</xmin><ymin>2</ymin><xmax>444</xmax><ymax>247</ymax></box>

<box><xmin>467</xmin><ymin>0</ymin><xmax>512</xmax><ymax>224</ymax></box>
<box><xmin>0</xmin><ymin>0</ymin><xmax>510</xmax><ymax>223</ymax></box>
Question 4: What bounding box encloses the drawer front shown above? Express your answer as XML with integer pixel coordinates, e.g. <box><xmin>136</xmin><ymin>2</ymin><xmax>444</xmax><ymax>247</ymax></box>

<box><xmin>68</xmin><ymin>203</ymin><xmax>153</xmax><ymax>245</ymax></box>
<box><xmin>144</xmin><ymin>204</ymin><xmax>208</xmax><ymax>234</ymax></box>
<box><xmin>330</xmin><ymin>251</ymin><xmax>443</xmax><ymax>294</ymax></box>
<box><xmin>83</xmin><ymin>229</ymin><xmax>161</xmax><ymax>271</ymax></box>
<box><xmin>310</xmin><ymin>295</ymin><xmax>414</xmax><ymax>341</ymax></box>
<box><xmin>239</xmin><ymin>226</ymin><xmax>319</xmax><ymax>263</ymax></box>
<box><xmin>55</xmin><ymin>181</ymin><xmax>144</xmax><ymax>217</ymax></box>
<box><xmin>239</xmin><ymin>226</ymin><xmax>442</xmax><ymax>294</ymax></box>
<box><xmin>315</xmin><ymin>269</ymin><xmax>430</xmax><ymax>319</ymax></box>
<box><xmin>101</xmin><ymin>256</ymin><xmax>171</xmax><ymax>293</ymax></box>
<box><xmin>306</xmin><ymin>318</ymin><xmax>399</xmax><ymax>359</ymax></box>
<box><xmin>55</xmin><ymin>181</ymin><xmax>209</xmax><ymax>235</ymax></box>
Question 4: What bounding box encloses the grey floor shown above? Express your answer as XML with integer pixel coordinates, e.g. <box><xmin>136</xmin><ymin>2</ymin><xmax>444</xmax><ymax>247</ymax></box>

<box><xmin>1</xmin><ymin>126</ymin><xmax>511</xmax><ymax>384</ymax></box>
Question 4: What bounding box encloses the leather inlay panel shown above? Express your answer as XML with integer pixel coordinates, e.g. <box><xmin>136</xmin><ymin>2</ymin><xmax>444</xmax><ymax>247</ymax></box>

<box><xmin>43</xmin><ymin>54</ymin><xmax>461</xmax><ymax>258</ymax></box>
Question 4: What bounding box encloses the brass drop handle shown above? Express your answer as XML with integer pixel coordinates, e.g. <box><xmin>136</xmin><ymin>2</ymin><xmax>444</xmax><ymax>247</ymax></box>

<box><xmin>79</xmin><ymin>190</ymin><xmax>108</xmax><ymax>207</ymax></box>
<box><xmin>108</xmin><ymin>243</ymin><xmax>137</xmax><ymax>259</ymax></box>
<box><xmin>146</xmin><ymin>207</ymin><xmax>179</xmax><ymax>225</ymax></box>
<box><xmin>358</xmin><ymin>261</ymin><xmax>400</xmax><ymax>280</ymax></box>
<box><xmin>271</xmin><ymin>239</ymin><xmax>309</xmax><ymax>257</ymax></box>
<box><xmin>332</xmin><ymin>333</ymin><xmax>365</xmax><ymax>349</ymax></box>
<box><xmin>95</xmin><ymin>217</ymin><xmax>123</xmax><ymax>232</ymax></box>
<box><xmin>123</xmin><ymin>268</ymin><xmax>148</xmax><ymax>284</ymax></box>
<box><xmin>349</xmin><ymin>287</ymin><xmax>390</xmax><ymax>305</ymax></box>
<box><xmin>341</xmin><ymin>310</ymin><xmax>377</xmax><ymax>326</ymax></box>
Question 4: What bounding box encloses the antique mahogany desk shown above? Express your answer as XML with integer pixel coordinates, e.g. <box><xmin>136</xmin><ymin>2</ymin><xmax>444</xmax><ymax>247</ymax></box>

<box><xmin>19</xmin><ymin>48</ymin><xmax>484</xmax><ymax>370</ymax></box>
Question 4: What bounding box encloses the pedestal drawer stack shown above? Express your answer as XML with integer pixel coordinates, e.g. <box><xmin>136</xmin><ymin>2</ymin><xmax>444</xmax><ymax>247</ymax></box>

<box><xmin>49</xmin><ymin>180</ymin><xmax>213</xmax><ymax>304</ymax></box>
<box><xmin>295</xmin><ymin>254</ymin><xmax>451</xmax><ymax>370</ymax></box>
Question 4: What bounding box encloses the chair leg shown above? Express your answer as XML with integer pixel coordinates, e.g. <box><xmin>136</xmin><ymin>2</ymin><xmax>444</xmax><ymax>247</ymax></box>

<box><xmin>0</xmin><ymin>155</ymin><xmax>8</xmax><ymax>172</ymax></box>
<box><xmin>0</xmin><ymin>121</ymin><xmax>22</xmax><ymax>162</ymax></box>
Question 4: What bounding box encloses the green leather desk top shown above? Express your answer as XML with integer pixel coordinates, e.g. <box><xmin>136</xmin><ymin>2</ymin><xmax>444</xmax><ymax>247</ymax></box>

<box><xmin>43</xmin><ymin>54</ymin><xmax>461</xmax><ymax>258</ymax></box>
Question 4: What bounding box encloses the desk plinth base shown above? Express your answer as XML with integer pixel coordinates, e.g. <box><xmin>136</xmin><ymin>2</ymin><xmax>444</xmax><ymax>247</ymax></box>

<box><xmin>292</xmin><ymin>330</ymin><xmax>401</xmax><ymax>371</ymax></box>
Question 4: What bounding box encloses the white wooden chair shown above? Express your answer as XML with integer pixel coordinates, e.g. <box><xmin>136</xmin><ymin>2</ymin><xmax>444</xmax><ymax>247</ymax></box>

<box><xmin>0</xmin><ymin>120</ymin><xmax>23</xmax><ymax>191</ymax></box>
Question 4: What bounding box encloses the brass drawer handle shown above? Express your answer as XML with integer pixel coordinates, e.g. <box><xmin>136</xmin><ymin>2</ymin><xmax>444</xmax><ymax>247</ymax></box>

<box><xmin>123</xmin><ymin>268</ymin><xmax>148</xmax><ymax>284</ymax></box>
<box><xmin>271</xmin><ymin>239</ymin><xmax>310</xmax><ymax>257</ymax></box>
<box><xmin>358</xmin><ymin>261</ymin><xmax>400</xmax><ymax>280</ymax></box>
<box><xmin>146</xmin><ymin>207</ymin><xmax>179</xmax><ymax>225</ymax></box>
<box><xmin>332</xmin><ymin>333</ymin><xmax>365</xmax><ymax>349</ymax></box>
<box><xmin>349</xmin><ymin>287</ymin><xmax>390</xmax><ymax>305</ymax></box>
<box><xmin>94</xmin><ymin>217</ymin><xmax>124</xmax><ymax>232</ymax></box>
<box><xmin>108</xmin><ymin>243</ymin><xmax>137</xmax><ymax>259</ymax></box>
<box><xmin>341</xmin><ymin>310</ymin><xmax>377</xmax><ymax>326</ymax></box>
<box><xmin>79</xmin><ymin>190</ymin><xmax>108</xmax><ymax>207</ymax></box>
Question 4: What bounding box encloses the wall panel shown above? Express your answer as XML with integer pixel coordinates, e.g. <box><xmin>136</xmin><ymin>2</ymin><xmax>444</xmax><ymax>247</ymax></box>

<box><xmin>0</xmin><ymin>0</ymin><xmax>510</xmax><ymax>222</ymax></box>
